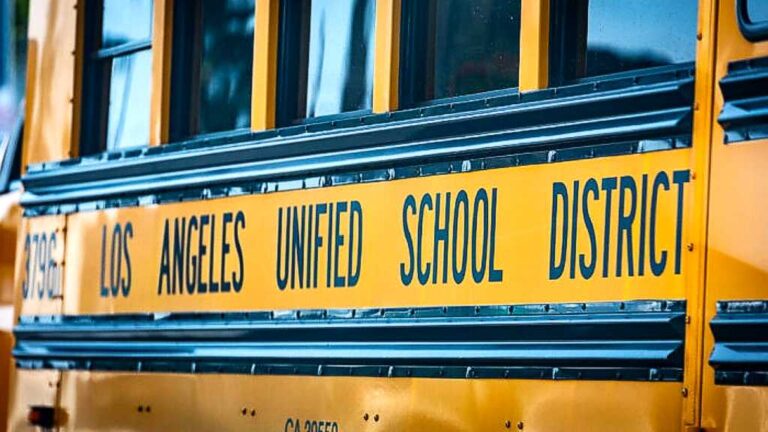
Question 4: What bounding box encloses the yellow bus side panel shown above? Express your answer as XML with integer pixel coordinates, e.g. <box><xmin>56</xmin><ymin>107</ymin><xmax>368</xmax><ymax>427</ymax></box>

<box><xmin>54</xmin><ymin>372</ymin><xmax>682</xmax><ymax>432</ymax></box>
<box><xmin>34</xmin><ymin>149</ymin><xmax>702</xmax><ymax>316</ymax></box>
<box><xmin>701</xmin><ymin>0</ymin><xmax>768</xmax><ymax>430</ymax></box>
<box><xmin>14</xmin><ymin>215</ymin><xmax>65</xmax><ymax>317</ymax></box>
<box><xmin>0</xmin><ymin>191</ymin><xmax>21</xmax><ymax>305</ymax></box>
<box><xmin>22</xmin><ymin>0</ymin><xmax>79</xmax><ymax>168</ymax></box>
<box><xmin>6</xmin><ymin>369</ymin><xmax>60</xmax><ymax>432</ymax></box>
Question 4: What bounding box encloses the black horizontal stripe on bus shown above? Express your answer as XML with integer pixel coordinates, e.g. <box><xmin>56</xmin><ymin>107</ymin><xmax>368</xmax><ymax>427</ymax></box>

<box><xmin>23</xmin><ymin>137</ymin><xmax>692</xmax><ymax>218</ymax></box>
<box><xmin>21</xmin><ymin>66</ymin><xmax>694</xmax><ymax>213</ymax></box>
<box><xmin>710</xmin><ymin>300</ymin><xmax>768</xmax><ymax>386</ymax></box>
<box><xmin>718</xmin><ymin>56</ymin><xmax>768</xmax><ymax>144</ymax></box>
<box><xmin>14</xmin><ymin>300</ymin><xmax>685</xmax><ymax>382</ymax></box>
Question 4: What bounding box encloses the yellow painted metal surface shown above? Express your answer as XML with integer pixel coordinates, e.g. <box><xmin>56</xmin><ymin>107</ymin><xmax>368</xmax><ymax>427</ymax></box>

<box><xmin>9</xmin><ymin>0</ymin><xmax>736</xmax><ymax>430</ymax></box>
<box><xmin>14</xmin><ymin>215</ymin><xmax>65</xmax><ymax>317</ymax></box>
<box><xmin>53</xmin><ymin>371</ymin><xmax>683</xmax><ymax>432</ymax></box>
<box><xmin>519</xmin><ymin>0</ymin><xmax>549</xmax><ymax>92</ymax></box>
<box><xmin>0</xmin><ymin>331</ymin><xmax>13</xmax><ymax>432</ymax></box>
<box><xmin>38</xmin><ymin>150</ymin><xmax>700</xmax><ymax>316</ymax></box>
<box><xmin>149</xmin><ymin>0</ymin><xmax>174</xmax><ymax>146</ymax></box>
<box><xmin>372</xmin><ymin>0</ymin><xmax>400</xmax><ymax>113</ymax></box>
<box><xmin>252</xmin><ymin>0</ymin><xmax>280</xmax><ymax>131</ymax></box>
<box><xmin>22</xmin><ymin>0</ymin><xmax>80</xmax><ymax>168</ymax></box>
<box><xmin>7</xmin><ymin>369</ymin><xmax>60</xmax><ymax>432</ymax></box>
<box><xmin>678</xmin><ymin>0</ymin><xmax>719</xmax><ymax>426</ymax></box>
<box><xmin>700</xmin><ymin>0</ymin><xmax>768</xmax><ymax>430</ymax></box>
<box><xmin>0</xmin><ymin>192</ymin><xmax>21</xmax><ymax>305</ymax></box>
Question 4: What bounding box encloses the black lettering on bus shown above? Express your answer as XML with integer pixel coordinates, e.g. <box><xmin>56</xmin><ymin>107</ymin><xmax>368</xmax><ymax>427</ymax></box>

<box><xmin>232</xmin><ymin>211</ymin><xmax>246</xmax><ymax>292</ymax></box>
<box><xmin>616</xmin><ymin>176</ymin><xmax>637</xmax><ymax>277</ymax></box>
<box><xmin>276</xmin><ymin>202</ymin><xmax>361</xmax><ymax>291</ymax></box>
<box><xmin>313</xmin><ymin>203</ymin><xmax>327</xmax><ymax>288</ymax></box>
<box><xmin>433</xmin><ymin>192</ymin><xmax>450</xmax><ymax>284</ymax></box>
<box><xmin>348</xmin><ymin>201</ymin><xmax>363</xmax><ymax>287</ymax></box>
<box><xmin>548</xmin><ymin>171</ymin><xmax>689</xmax><ymax>281</ymax></box>
<box><xmin>405</xmin><ymin>188</ymin><xmax>503</xmax><ymax>286</ymax></box>
<box><xmin>123</xmin><ymin>222</ymin><xmax>133</xmax><ymax>296</ymax></box>
<box><xmin>186</xmin><ymin>215</ymin><xmax>199</xmax><ymax>294</ymax></box>
<box><xmin>158</xmin><ymin>220</ymin><xmax>170</xmax><ymax>295</ymax></box>
<box><xmin>451</xmin><ymin>190</ymin><xmax>469</xmax><ymax>284</ymax></box>
<box><xmin>290</xmin><ymin>206</ymin><xmax>305</xmax><ymax>289</ymax></box>
<box><xmin>549</xmin><ymin>182</ymin><xmax>568</xmax><ymax>280</ymax></box>
<box><xmin>220</xmin><ymin>212</ymin><xmax>232</xmax><ymax>292</ymax></box>
<box><xmin>197</xmin><ymin>214</ymin><xmax>210</xmax><ymax>293</ymax></box>
<box><xmin>600</xmin><ymin>177</ymin><xmax>617</xmax><ymax>278</ymax></box>
<box><xmin>400</xmin><ymin>194</ymin><xmax>416</xmax><ymax>285</ymax></box>
<box><xmin>569</xmin><ymin>180</ymin><xmax>580</xmax><ymax>279</ymax></box>
<box><xmin>172</xmin><ymin>217</ymin><xmax>186</xmax><ymax>294</ymax></box>
<box><xmin>673</xmin><ymin>170</ymin><xmax>690</xmax><ymax>274</ymax></box>
<box><xmin>638</xmin><ymin>174</ymin><xmax>649</xmax><ymax>276</ymax></box>
<box><xmin>650</xmin><ymin>171</ymin><xmax>669</xmax><ymax>276</ymax></box>
<box><xmin>417</xmin><ymin>193</ymin><xmax>433</xmax><ymax>285</ymax></box>
<box><xmin>208</xmin><ymin>214</ymin><xmax>219</xmax><ymax>292</ymax></box>
<box><xmin>334</xmin><ymin>201</ymin><xmax>348</xmax><ymax>287</ymax></box>
<box><xmin>580</xmin><ymin>179</ymin><xmax>598</xmax><ymax>279</ymax></box>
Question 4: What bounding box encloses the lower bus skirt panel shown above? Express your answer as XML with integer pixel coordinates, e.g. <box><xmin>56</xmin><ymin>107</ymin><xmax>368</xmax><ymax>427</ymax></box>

<box><xmin>13</xmin><ymin>300</ymin><xmax>686</xmax><ymax>382</ymax></box>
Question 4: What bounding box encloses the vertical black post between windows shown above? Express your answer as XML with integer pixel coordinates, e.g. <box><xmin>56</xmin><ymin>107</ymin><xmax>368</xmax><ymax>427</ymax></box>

<box><xmin>80</xmin><ymin>0</ymin><xmax>153</xmax><ymax>155</ymax></box>
<box><xmin>80</xmin><ymin>2</ymin><xmax>107</xmax><ymax>156</ymax></box>
<box><xmin>276</xmin><ymin>0</ymin><xmax>311</xmax><ymax>127</ymax></box>
<box><xmin>168</xmin><ymin>0</ymin><xmax>200</xmax><ymax>142</ymax></box>
<box><xmin>398</xmin><ymin>0</ymin><xmax>435</xmax><ymax>108</ymax></box>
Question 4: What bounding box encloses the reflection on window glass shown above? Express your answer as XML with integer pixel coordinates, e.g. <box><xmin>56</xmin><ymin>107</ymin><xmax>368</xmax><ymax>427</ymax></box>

<box><xmin>554</xmin><ymin>0</ymin><xmax>698</xmax><ymax>82</ymax></box>
<box><xmin>747</xmin><ymin>0</ymin><xmax>768</xmax><ymax>23</ymax></box>
<box><xmin>196</xmin><ymin>0</ymin><xmax>255</xmax><ymax>134</ymax></box>
<box><xmin>278</xmin><ymin>0</ymin><xmax>376</xmax><ymax>124</ymax></box>
<box><xmin>106</xmin><ymin>50</ymin><xmax>152</xmax><ymax>149</ymax></box>
<box><xmin>305</xmin><ymin>0</ymin><xmax>375</xmax><ymax>118</ymax></box>
<box><xmin>401</xmin><ymin>0</ymin><xmax>521</xmax><ymax>105</ymax></box>
<box><xmin>82</xmin><ymin>0</ymin><xmax>153</xmax><ymax>154</ymax></box>
<box><xmin>102</xmin><ymin>0</ymin><xmax>153</xmax><ymax>48</ymax></box>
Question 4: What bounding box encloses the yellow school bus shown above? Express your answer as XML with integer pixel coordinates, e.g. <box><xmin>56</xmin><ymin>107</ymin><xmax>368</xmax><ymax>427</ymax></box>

<box><xmin>6</xmin><ymin>0</ymin><xmax>768</xmax><ymax>430</ymax></box>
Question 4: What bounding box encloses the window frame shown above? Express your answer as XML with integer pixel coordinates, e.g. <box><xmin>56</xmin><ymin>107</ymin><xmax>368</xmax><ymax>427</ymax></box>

<box><xmin>80</xmin><ymin>0</ymin><xmax>153</xmax><ymax>155</ymax></box>
<box><xmin>275</xmin><ymin>0</ymin><xmax>377</xmax><ymax>127</ymax></box>
<box><xmin>398</xmin><ymin>0</ymin><xmax>523</xmax><ymax>109</ymax></box>
<box><xmin>737</xmin><ymin>0</ymin><xmax>768</xmax><ymax>42</ymax></box>
<box><xmin>0</xmin><ymin>115</ymin><xmax>22</xmax><ymax>193</ymax></box>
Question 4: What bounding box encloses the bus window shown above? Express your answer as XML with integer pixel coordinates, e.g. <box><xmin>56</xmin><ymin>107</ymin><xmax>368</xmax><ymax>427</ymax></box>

<box><xmin>738</xmin><ymin>0</ymin><xmax>768</xmax><ymax>41</ymax></box>
<box><xmin>399</xmin><ymin>0</ymin><xmax>521</xmax><ymax>107</ymax></box>
<box><xmin>81</xmin><ymin>0</ymin><xmax>153</xmax><ymax>153</ymax></box>
<box><xmin>748</xmin><ymin>0</ymin><xmax>768</xmax><ymax>22</ymax></box>
<box><xmin>550</xmin><ymin>0</ymin><xmax>698</xmax><ymax>85</ymax></box>
<box><xmin>170</xmin><ymin>0</ymin><xmax>255</xmax><ymax>139</ymax></box>
<box><xmin>276</xmin><ymin>0</ymin><xmax>376</xmax><ymax>126</ymax></box>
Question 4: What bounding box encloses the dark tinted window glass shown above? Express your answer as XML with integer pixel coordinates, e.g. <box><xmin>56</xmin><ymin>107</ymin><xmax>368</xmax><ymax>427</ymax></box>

<box><xmin>747</xmin><ymin>0</ymin><xmax>768</xmax><ymax>23</ymax></box>
<box><xmin>102</xmin><ymin>0</ymin><xmax>153</xmax><ymax>49</ymax></box>
<box><xmin>197</xmin><ymin>0</ymin><xmax>254</xmax><ymax>134</ymax></box>
<box><xmin>277</xmin><ymin>0</ymin><xmax>376</xmax><ymax>125</ymax></box>
<box><xmin>552</xmin><ymin>0</ymin><xmax>698</xmax><ymax>83</ymax></box>
<box><xmin>400</xmin><ymin>0</ymin><xmax>521</xmax><ymax>105</ymax></box>
<box><xmin>171</xmin><ymin>0</ymin><xmax>254</xmax><ymax>138</ymax></box>
<box><xmin>106</xmin><ymin>50</ymin><xmax>152</xmax><ymax>149</ymax></box>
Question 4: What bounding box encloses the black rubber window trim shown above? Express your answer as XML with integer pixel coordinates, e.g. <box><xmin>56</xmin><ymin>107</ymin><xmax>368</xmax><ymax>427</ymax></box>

<box><xmin>737</xmin><ymin>0</ymin><xmax>768</xmax><ymax>42</ymax></box>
